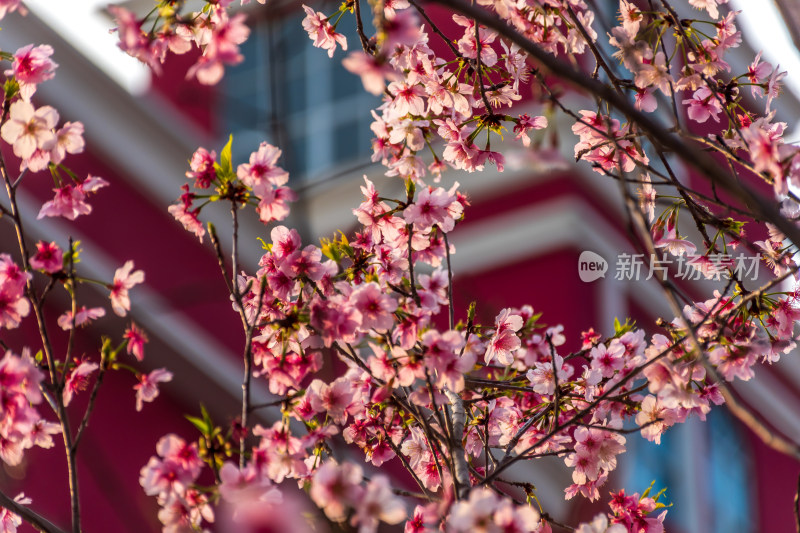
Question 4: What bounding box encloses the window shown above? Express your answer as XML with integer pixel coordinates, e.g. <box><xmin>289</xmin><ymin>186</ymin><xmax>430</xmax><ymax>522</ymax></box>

<box><xmin>222</xmin><ymin>11</ymin><xmax>379</xmax><ymax>183</ymax></box>
<box><xmin>622</xmin><ymin>410</ymin><xmax>756</xmax><ymax>533</ymax></box>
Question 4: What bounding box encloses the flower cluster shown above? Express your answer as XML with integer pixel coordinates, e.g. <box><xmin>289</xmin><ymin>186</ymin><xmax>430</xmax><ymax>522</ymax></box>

<box><xmin>109</xmin><ymin>2</ymin><xmax>257</xmax><ymax>85</ymax></box>
<box><xmin>0</xmin><ymin>350</ymin><xmax>54</xmax><ymax>466</ymax></box>
<box><xmin>0</xmin><ymin>26</ymin><xmax>164</xmax><ymax>532</ymax></box>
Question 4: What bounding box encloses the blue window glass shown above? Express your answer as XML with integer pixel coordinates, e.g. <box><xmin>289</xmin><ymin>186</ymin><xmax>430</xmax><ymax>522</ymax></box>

<box><xmin>221</xmin><ymin>11</ymin><xmax>379</xmax><ymax>183</ymax></box>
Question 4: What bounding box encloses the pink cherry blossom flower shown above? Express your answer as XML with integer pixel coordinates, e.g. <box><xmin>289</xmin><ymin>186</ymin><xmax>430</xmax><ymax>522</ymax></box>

<box><xmin>168</xmin><ymin>186</ymin><xmax>206</xmax><ymax>242</ymax></box>
<box><xmin>237</xmin><ymin>142</ymin><xmax>289</xmax><ymax>191</ymax></box>
<box><xmin>307</xmin><ymin>377</ymin><xmax>354</xmax><ymax>424</ymax></box>
<box><xmin>187</xmin><ymin>9</ymin><xmax>250</xmax><ymax>85</ymax></box>
<box><xmin>0</xmin><ymin>255</ymin><xmax>29</xmax><ymax>293</ymax></box>
<box><xmin>0</xmin><ymin>263</ymin><xmax>30</xmax><ymax>330</ymax></box>
<box><xmin>381</xmin><ymin>8</ymin><xmax>421</xmax><ymax>51</ymax></box>
<box><xmin>343</xmin><ymin>52</ymin><xmax>401</xmax><ymax>95</ymax></box>
<box><xmin>310</xmin><ymin>461</ymin><xmax>364</xmax><ymax>522</ymax></box>
<box><xmin>609</xmin><ymin>489</ymin><xmax>667</xmax><ymax>532</ymax></box>
<box><xmin>387</xmin><ymin>81</ymin><xmax>427</xmax><ymax>117</ymax></box>
<box><xmin>26</xmin><ymin>420</ymin><xmax>60</xmax><ymax>449</ymax></box>
<box><xmin>0</xmin><ymin>101</ymin><xmax>58</xmax><ymax>161</ymax></box>
<box><xmin>635</xmin><ymin>395</ymin><xmax>676</xmax><ymax>444</ymax></box>
<box><xmin>635</xmin><ymin>51</ymin><xmax>672</xmax><ymax>95</ymax></box>
<box><xmin>453</xmin><ymin>14</ymin><xmax>498</xmax><ymax>67</ymax></box>
<box><xmin>653</xmin><ymin>224</ymin><xmax>697</xmax><ymax>256</ymax></box>
<box><xmin>683</xmin><ymin>86</ymin><xmax>723</xmax><ymax>123</ymax></box>
<box><xmin>63</xmin><ymin>361</ymin><xmax>99</xmax><ymax>406</ymax></box>
<box><xmin>576</xmin><ymin>514</ymin><xmax>627</xmax><ymax>533</ymax></box>
<box><xmin>350</xmin><ymin>282</ymin><xmax>398</xmax><ymax>333</ymax></box>
<box><xmin>124</xmin><ymin>323</ymin><xmax>148</xmax><ymax>361</ymax></box>
<box><xmin>218</xmin><ymin>462</ymin><xmax>279</xmax><ymax>507</ymax></box>
<box><xmin>352</xmin><ymin>475</ymin><xmax>406</xmax><ymax>533</ymax></box>
<box><xmin>37</xmin><ymin>175</ymin><xmax>109</xmax><ymax>220</ymax></box>
<box><xmin>109</xmin><ymin>260</ymin><xmax>145</xmax><ymax>316</ymax></box>
<box><xmin>28</xmin><ymin>240</ymin><xmax>62</xmax><ymax>273</ymax></box>
<box><xmin>493</xmin><ymin>500</ymin><xmax>541</xmax><ymax>533</ymax></box>
<box><xmin>741</xmin><ymin>118</ymin><xmax>783</xmax><ymax>183</ymax></box>
<box><xmin>383</xmin><ymin>0</ymin><xmax>411</xmax><ymax>19</ymax></box>
<box><xmin>608</xmin><ymin>26</ymin><xmax>650</xmax><ymax>72</ymax></box>
<box><xmin>634</xmin><ymin>87</ymin><xmax>658</xmax><ymax>112</ymax></box>
<box><xmin>50</xmin><ymin>122</ymin><xmax>85</xmax><ymax>165</ymax></box>
<box><xmin>448</xmin><ymin>487</ymin><xmax>500</xmax><ymax>532</ymax></box>
<box><xmin>134</xmin><ymin>368</ymin><xmax>173</xmax><ymax>411</ymax></box>
<box><xmin>57</xmin><ymin>306</ymin><xmax>106</xmax><ymax>330</ymax></box>
<box><xmin>108</xmin><ymin>6</ymin><xmax>161</xmax><ymax>72</ymax></box>
<box><xmin>513</xmin><ymin>114</ymin><xmax>548</xmax><ymax>147</ymax></box>
<box><xmin>484</xmin><ymin>309</ymin><xmax>523</xmax><ymax>365</ymax></box>
<box><xmin>310</xmin><ymin>295</ymin><xmax>362</xmax><ymax>347</ymax></box>
<box><xmin>0</xmin><ymin>0</ymin><xmax>24</xmax><ymax>21</ymax></box>
<box><xmin>186</xmin><ymin>147</ymin><xmax>217</xmax><ymax>188</ymax></box>
<box><xmin>302</xmin><ymin>5</ymin><xmax>347</xmax><ymax>58</ymax></box>
<box><xmin>0</xmin><ymin>493</ymin><xmax>30</xmax><ymax>533</ymax></box>
<box><xmin>747</xmin><ymin>51</ymin><xmax>773</xmax><ymax>99</ymax></box>
<box><xmin>256</xmin><ymin>186</ymin><xmax>296</xmax><ymax>223</ymax></box>
<box><xmin>404</xmin><ymin>186</ymin><xmax>462</xmax><ymax>233</ymax></box>
<box><xmin>6</xmin><ymin>44</ymin><xmax>57</xmax><ymax>100</ymax></box>
<box><xmin>405</xmin><ymin>504</ymin><xmax>437</xmax><ymax>533</ymax></box>
<box><xmin>140</xmin><ymin>438</ymin><xmax>200</xmax><ymax>499</ymax></box>
<box><xmin>765</xmin><ymin>64</ymin><xmax>787</xmax><ymax>112</ymax></box>
<box><xmin>619</xmin><ymin>1</ymin><xmax>642</xmax><ymax>35</ymax></box>
<box><xmin>589</xmin><ymin>342</ymin><xmax>625</xmax><ymax>378</ymax></box>
<box><xmin>527</xmin><ymin>354</ymin><xmax>572</xmax><ymax>396</ymax></box>
<box><xmin>689</xmin><ymin>0</ymin><xmax>723</xmax><ymax>20</ymax></box>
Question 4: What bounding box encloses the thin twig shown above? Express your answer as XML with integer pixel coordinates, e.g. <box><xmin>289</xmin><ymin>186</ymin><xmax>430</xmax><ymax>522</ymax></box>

<box><xmin>443</xmin><ymin>231</ymin><xmax>454</xmax><ymax>330</ymax></box>
<box><xmin>353</xmin><ymin>0</ymin><xmax>372</xmax><ymax>53</ymax></box>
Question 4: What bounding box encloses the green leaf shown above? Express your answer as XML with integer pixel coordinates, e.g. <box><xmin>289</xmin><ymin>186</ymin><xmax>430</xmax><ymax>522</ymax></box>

<box><xmin>320</xmin><ymin>237</ymin><xmax>339</xmax><ymax>262</ymax></box>
<box><xmin>4</xmin><ymin>77</ymin><xmax>19</xmax><ymax>99</ymax></box>
<box><xmin>405</xmin><ymin>178</ymin><xmax>415</xmax><ymax>201</ymax></box>
<box><xmin>185</xmin><ymin>415</ymin><xmax>209</xmax><ymax>434</ymax></box>
<box><xmin>641</xmin><ymin>480</ymin><xmax>655</xmax><ymax>499</ymax></box>
<box><xmin>613</xmin><ymin>317</ymin><xmax>636</xmax><ymax>336</ymax></box>
<box><xmin>201</xmin><ymin>403</ymin><xmax>213</xmax><ymax>426</ymax></box>
<box><xmin>219</xmin><ymin>134</ymin><xmax>234</xmax><ymax>176</ymax></box>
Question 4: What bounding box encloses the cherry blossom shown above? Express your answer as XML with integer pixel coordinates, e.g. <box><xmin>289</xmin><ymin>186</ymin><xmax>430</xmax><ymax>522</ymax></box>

<box><xmin>0</xmin><ymin>100</ymin><xmax>58</xmax><ymax>161</ymax></box>
<box><xmin>63</xmin><ymin>361</ymin><xmax>99</xmax><ymax>406</ymax></box>
<box><xmin>124</xmin><ymin>323</ymin><xmax>148</xmax><ymax>362</ymax></box>
<box><xmin>6</xmin><ymin>44</ymin><xmax>57</xmax><ymax>100</ymax></box>
<box><xmin>57</xmin><ymin>306</ymin><xmax>105</xmax><ymax>330</ymax></box>
<box><xmin>0</xmin><ymin>257</ymin><xmax>30</xmax><ymax>330</ymax></box>
<box><xmin>37</xmin><ymin>175</ymin><xmax>109</xmax><ymax>220</ymax></box>
<box><xmin>302</xmin><ymin>5</ymin><xmax>347</xmax><ymax>58</ymax></box>
<box><xmin>109</xmin><ymin>260</ymin><xmax>145</xmax><ymax>316</ymax></box>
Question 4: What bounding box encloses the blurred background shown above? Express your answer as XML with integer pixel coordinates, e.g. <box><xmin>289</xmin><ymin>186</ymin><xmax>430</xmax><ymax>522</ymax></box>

<box><xmin>3</xmin><ymin>0</ymin><xmax>800</xmax><ymax>530</ymax></box>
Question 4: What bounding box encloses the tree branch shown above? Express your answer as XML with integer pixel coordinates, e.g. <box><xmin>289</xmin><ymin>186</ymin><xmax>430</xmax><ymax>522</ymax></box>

<box><xmin>0</xmin><ymin>491</ymin><xmax>68</xmax><ymax>533</ymax></box>
<box><xmin>425</xmin><ymin>0</ymin><xmax>800</xmax><ymax>251</ymax></box>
